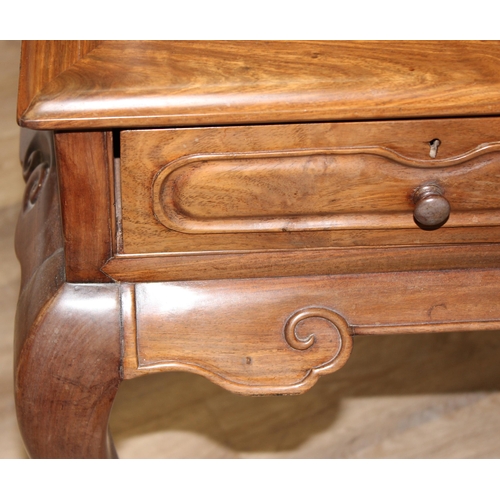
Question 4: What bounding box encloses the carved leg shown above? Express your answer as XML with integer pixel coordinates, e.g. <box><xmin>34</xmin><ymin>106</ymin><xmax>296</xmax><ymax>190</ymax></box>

<box><xmin>14</xmin><ymin>129</ymin><xmax>122</xmax><ymax>458</ymax></box>
<box><xmin>15</xmin><ymin>283</ymin><xmax>122</xmax><ymax>458</ymax></box>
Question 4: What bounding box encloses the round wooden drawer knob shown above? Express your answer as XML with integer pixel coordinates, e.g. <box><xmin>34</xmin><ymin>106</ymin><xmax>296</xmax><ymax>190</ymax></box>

<box><xmin>413</xmin><ymin>184</ymin><xmax>450</xmax><ymax>227</ymax></box>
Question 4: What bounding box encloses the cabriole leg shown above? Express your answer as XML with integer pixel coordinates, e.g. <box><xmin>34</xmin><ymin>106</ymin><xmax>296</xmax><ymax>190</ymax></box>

<box><xmin>15</xmin><ymin>283</ymin><xmax>122</xmax><ymax>458</ymax></box>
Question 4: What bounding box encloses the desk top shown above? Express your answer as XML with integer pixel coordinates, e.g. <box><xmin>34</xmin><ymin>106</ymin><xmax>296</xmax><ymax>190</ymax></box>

<box><xmin>17</xmin><ymin>40</ymin><xmax>500</xmax><ymax>130</ymax></box>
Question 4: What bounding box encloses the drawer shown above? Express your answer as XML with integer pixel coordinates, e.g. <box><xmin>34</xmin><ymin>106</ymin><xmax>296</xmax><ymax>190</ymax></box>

<box><xmin>120</xmin><ymin>117</ymin><xmax>500</xmax><ymax>256</ymax></box>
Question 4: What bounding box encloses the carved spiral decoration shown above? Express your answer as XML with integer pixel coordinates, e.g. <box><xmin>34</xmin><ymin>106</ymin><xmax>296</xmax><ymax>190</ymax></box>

<box><xmin>284</xmin><ymin>307</ymin><xmax>352</xmax><ymax>352</ymax></box>
<box><xmin>22</xmin><ymin>149</ymin><xmax>49</xmax><ymax>211</ymax></box>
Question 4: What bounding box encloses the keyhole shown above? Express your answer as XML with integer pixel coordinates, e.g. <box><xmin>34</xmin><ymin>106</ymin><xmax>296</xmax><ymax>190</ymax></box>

<box><xmin>429</xmin><ymin>138</ymin><xmax>441</xmax><ymax>158</ymax></box>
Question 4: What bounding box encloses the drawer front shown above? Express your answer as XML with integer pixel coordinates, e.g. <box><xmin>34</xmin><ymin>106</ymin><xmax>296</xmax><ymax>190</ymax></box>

<box><xmin>152</xmin><ymin>147</ymin><xmax>500</xmax><ymax>234</ymax></box>
<box><xmin>120</xmin><ymin>118</ymin><xmax>500</xmax><ymax>255</ymax></box>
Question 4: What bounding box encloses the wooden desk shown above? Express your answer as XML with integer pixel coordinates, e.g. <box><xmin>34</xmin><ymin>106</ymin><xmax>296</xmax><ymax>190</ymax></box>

<box><xmin>14</xmin><ymin>41</ymin><xmax>500</xmax><ymax>458</ymax></box>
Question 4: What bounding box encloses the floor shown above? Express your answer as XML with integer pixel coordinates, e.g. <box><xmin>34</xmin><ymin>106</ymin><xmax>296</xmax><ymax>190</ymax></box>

<box><xmin>2</xmin><ymin>40</ymin><xmax>500</xmax><ymax>459</ymax></box>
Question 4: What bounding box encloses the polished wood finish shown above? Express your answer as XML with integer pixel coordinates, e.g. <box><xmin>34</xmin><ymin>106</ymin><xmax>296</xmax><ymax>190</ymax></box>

<box><xmin>103</xmin><ymin>244</ymin><xmax>500</xmax><ymax>282</ymax></box>
<box><xmin>16</xmin><ymin>283</ymin><xmax>122</xmax><ymax>458</ymax></box>
<box><xmin>55</xmin><ymin>131</ymin><xmax>114</xmax><ymax>283</ymax></box>
<box><xmin>151</xmin><ymin>146</ymin><xmax>497</xmax><ymax>233</ymax></box>
<box><xmin>17</xmin><ymin>41</ymin><xmax>102</xmax><ymax>125</ymax></box>
<box><xmin>123</xmin><ymin>270</ymin><xmax>500</xmax><ymax>395</ymax></box>
<box><xmin>17</xmin><ymin>41</ymin><xmax>500</xmax><ymax>130</ymax></box>
<box><xmin>14</xmin><ymin>129</ymin><xmax>64</xmax><ymax>360</ymax></box>
<box><xmin>120</xmin><ymin>118</ymin><xmax>500</xmax><ymax>258</ymax></box>
<box><xmin>14</xmin><ymin>41</ymin><xmax>500</xmax><ymax>458</ymax></box>
<box><xmin>14</xmin><ymin>129</ymin><xmax>122</xmax><ymax>458</ymax></box>
<box><xmin>5</xmin><ymin>39</ymin><xmax>500</xmax><ymax>460</ymax></box>
<box><xmin>127</xmin><ymin>281</ymin><xmax>354</xmax><ymax>395</ymax></box>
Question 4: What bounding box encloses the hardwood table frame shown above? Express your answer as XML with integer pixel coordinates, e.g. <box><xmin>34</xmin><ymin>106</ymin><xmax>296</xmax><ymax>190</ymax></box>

<box><xmin>14</xmin><ymin>41</ymin><xmax>500</xmax><ymax>458</ymax></box>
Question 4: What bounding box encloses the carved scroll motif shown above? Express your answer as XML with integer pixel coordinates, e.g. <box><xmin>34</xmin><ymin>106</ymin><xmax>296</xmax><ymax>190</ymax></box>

<box><xmin>23</xmin><ymin>150</ymin><xmax>49</xmax><ymax>210</ymax></box>
<box><xmin>284</xmin><ymin>307</ymin><xmax>353</xmax><ymax>374</ymax></box>
<box><xmin>129</xmin><ymin>279</ymin><xmax>355</xmax><ymax>395</ymax></box>
<box><xmin>21</xmin><ymin>131</ymin><xmax>53</xmax><ymax>212</ymax></box>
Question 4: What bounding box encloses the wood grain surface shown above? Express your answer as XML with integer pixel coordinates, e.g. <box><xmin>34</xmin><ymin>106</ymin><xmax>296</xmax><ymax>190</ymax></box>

<box><xmin>123</xmin><ymin>271</ymin><xmax>500</xmax><ymax>397</ymax></box>
<box><xmin>13</xmin><ymin>124</ymin><xmax>122</xmax><ymax>457</ymax></box>
<box><xmin>103</xmin><ymin>243</ymin><xmax>500</xmax><ymax>282</ymax></box>
<box><xmin>17</xmin><ymin>41</ymin><xmax>102</xmax><ymax>126</ymax></box>
<box><xmin>152</xmin><ymin>148</ymin><xmax>500</xmax><ymax>233</ymax></box>
<box><xmin>16</xmin><ymin>283</ymin><xmax>122</xmax><ymax>458</ymax></box>
<box><xmin>17</xmin><ymin>41</ymin><xmax>500</xmax><ymax>129</ymax></box>
<box><xmin>4</xmin><ymin>41</ymin><xmax>500</xmax><ymax>458</ymax></box>
<box><xmin>55</xmin><ymin>131</ymin><xmax>114</xmax><ymax>283</ymax></box>
<box><xmin>126</xmin><ymin>282</ymin><xmax>354</xmax><ymax>394</ymax></box>
<box><xmin>120</xmin><ymin>119</ymin><xmax>500</xmax><ymax>257</ymax></box>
